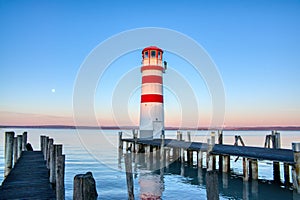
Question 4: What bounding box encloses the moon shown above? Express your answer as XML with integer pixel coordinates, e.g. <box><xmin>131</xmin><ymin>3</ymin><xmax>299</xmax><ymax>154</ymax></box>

<box><xmin>51</xmin><ymin>89</ymin><xmax>56</xmax><ymax>93</ymax></box>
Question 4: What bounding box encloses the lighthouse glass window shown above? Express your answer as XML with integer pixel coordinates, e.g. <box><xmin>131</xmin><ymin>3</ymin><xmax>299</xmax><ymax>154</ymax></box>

<box><xmin>144</xmin><ymin>51</ymin><xmax>149</xmax><ymax>58</ymax></box>
<box><xmin>151</xmin><ymin>50</ymin><xmax>156</xmax><ymax>58</ymax></box>
<box><xmin>158</xmin><ymin>51</ymin><xmax>161</xmax><ymax>59</ymax></box>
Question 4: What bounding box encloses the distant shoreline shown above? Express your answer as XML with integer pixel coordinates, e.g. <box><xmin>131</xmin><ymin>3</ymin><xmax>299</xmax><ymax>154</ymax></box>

<box><xmin>0</xmin><ymin>125</ymin><xmax>300</xmax><ymax>131</ymax></box>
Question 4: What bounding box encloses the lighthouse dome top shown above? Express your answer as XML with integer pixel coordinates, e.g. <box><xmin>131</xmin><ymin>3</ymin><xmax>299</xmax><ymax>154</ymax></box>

<box><xmin>142</xmin><ymin>46</ymin><xmax>163</xmax><ymax>54</ymax></box>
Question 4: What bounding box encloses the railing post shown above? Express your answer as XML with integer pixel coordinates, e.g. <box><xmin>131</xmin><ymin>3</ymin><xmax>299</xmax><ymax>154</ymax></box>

<box><xmin>22</xmin><ymin>132</ymin><xmax>27</xmax><ymax>151</ymax></box>
<box><xmin>17</xmin><ymin>135</ymin><xmax>22</xmax><ymax>159</ymax></box>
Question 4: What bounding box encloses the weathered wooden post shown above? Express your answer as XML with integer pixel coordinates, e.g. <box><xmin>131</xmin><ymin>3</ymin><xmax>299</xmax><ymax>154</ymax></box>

<box><xmin>250</xmin><ymin>159</ymin><xmax>258</xmax><ymax>180</ymax></box>
<box><xmin>222</xmin><ymin>155</ymin><xmax>230</xmax><ymax>173</ymax></box>
<box><xmin>118</xmin><ymin>131</ymin><xmax>123</xmax><ymax>151</ymax></box>
<box><xmin>4</xmin><ymin>131</ymin><xmax>15</xmax><ymax>177</ymax></box>
<box><xmin>160</xmin><ymin>133</ymin><xmax>165</xmax><ymax>168</ymax></box>
<box><xmin>292</xmin><ymin>142</ymin><xmax>300</xmax><ymax>193</ymax></box>
<box><xmin>218</xmin><ymin>130</ymin><xmax>223</xmax><ymax>172</ymax></box>
<box><xmin>186</xmin><ymin>131</ymin><xmax>193</xmax><ymax>165</ymax></box>
<box><xmin>207</xmin><ymin>132</ymin><xmax>216</xmax><ymax>170</ymax></box>
<box><xmin>43</xmin><ymin>136</ymin><xmax>49</xmax><ymax>160</ymax></box>
<box><xmin>206</xmin><ymin>171</ymin><xmax>219</xmax><ymax>200</ymax></box>
<box><xmin>47</xmin><ymin>138</ymin><xmax>53</xmax><ymax>169</ymax></box>
<box><xmin>197</xmin><ymin>151</ymin><xmax>203</xmax><ymax>168</ymax></box>
<box><xmin>56</xmin><ymin>154</ymin><xmax>65</xmax><ymax>200</ymax></box>
<box><xmin>243</xmin><ymin>158</ymin><xmax>249</xmax><ymax>181</ymax></box>
<box><xmin>49</xmin><ymin>142</ymin><xmax>56</xmax><ymax>184</ymax></box>
<box><xmin>13</xmin><ymin>137</ymin><xmax>18</xmax><ymax>165</ymax></box>
<box><xmin>22</xmin><ymin>132</ymin><xmax>27</xmax><ymax>151</ymax></box>
<box><xmin>17</xmin><ymin>135</ymin><xmax>23</xmax><ymax>159</ymax></box>
<box><xmin>73</xmin><ymin>172</ymin><xmax>98</xmax><ymax>200</ymax></box>
<box><xmin>272</xmin><ymin>131</ymin><xmax>281</xmax><ymax>183</ymax></box>
<box><xmin>284</xmin><ymin>163</ymin><xmax>290</xmax><ymax>185</ymax></box>
<box><xmin>125</xmin><ymin>153</ymin><xmax>134</xmax><ymax>200</ymax></box>
<box><xmin>133</xmin><ymin>129</ymin><xmax>138</xmax><ymax>153</ymax></box>
<box><xmin>40</xmin><ymin>135</ymin><xmax>45</xmax><ymax>152</ymax></box>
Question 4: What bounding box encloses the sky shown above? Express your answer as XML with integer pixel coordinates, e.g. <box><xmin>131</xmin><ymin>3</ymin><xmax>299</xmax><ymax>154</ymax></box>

<box><xmin>0</xmin><ymin>0</ymin><xmax>299</xmax><ymax>128</ymax></box>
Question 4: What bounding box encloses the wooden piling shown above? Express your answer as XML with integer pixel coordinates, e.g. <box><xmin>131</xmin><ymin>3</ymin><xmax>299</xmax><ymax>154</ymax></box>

<box><xmin>206</xmin><ymin>171</ymin><xmax>219</xmax><ymax>200</ymax></box>
<box><xmin>43</xmin><ymin>136</ymin><xmax>49</xmax><ymax>160</ymax></box>
<box><xmin>160</xmin><ymin>135</ymin><xmax>165</xmax><ymax>168</ymax></box>
<box><xmin>284</xmin><ymin>163</ymin><xmax>290</xmax><ymax>185</ymax></box>
<box><xmin>197</xmin><ymin>151</ymin><xmax>203</xmax><ymax>168</ymax></box>
<box><xmin>218</xmin><ymin>130</ymin><xmax>223</xmax><ymax>172</ymax></box>
<box><xmin>292</xmin><ymin>142</ymin><xmax>300</xmax><ymax>193</ymax></box>
<box><xmin>22</xmin><ymin>132</ymin><xmax>27</xmax><ymax>151</ymax></box>
<box><xmin>13</xmin><ymin>137</ymin><xmax>18</xmax><ymax>165</ymax></box>
<box><xmin>49</xmin><ymin>142</ymin><xmax>56</xmax><ymax>184</ymax></box>
<box><xmin>47</xmin><ymin>138</ymin><xmax>54</xmax><ymax>169</ymax></box>
<box><xmin>118</xmin><ymin>132</ymin><xmax>123</xmax><ymax>151</ymax></box>
<box><xmin>17</xmin><ymin>135</ymin><xmax>23</xmax><ymax>159</ymax></box>
<box><xmin>73</xmin><ymin>172</ymin><xmax>98</xmax><ymax>200</ymax></box>
<box><xmin>124</xmin><ymin>153</ymin><xmax>134</xmax><ymax>200</ymax></box>
<box><xmin>186</xmin><ymin>131</ymin><xmax>193</xmax><ymax>165</ymax></box>
<box><xmin>40</xmin><ymin>135</ymin><xmax>45</xmax><ymax>152</ymax></box>
<box><xmin>250</xmin><ymin>159</ymin><xmax>258</xmax><ymax>180</ymax></box>
<box><xmin>243</xmin><ymin>158</ymin><xmax>249</xmax><ymax>181</ymax></box>
<box><xmin>56</xmin><ymin>155</ymin><xmax>65</xmax><ymax>200</ymax></box>
<box><xmin>272</xmin><ymin>131</ymin><xmax>281</xmax><ymax>183</ymax></box>
<box><xmin>4</xmin><ymin>131</ymin><xmax>15</xmax><ymax>177</ymax></box>
<box><xmin>222</xmin><ymin>155</ymin><xmax>230</xmax><ymax>173</ymax></box>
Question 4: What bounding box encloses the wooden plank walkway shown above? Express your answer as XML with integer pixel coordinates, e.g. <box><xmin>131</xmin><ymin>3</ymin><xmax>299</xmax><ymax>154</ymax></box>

<box><xmin>122</xmin><ymin>138</ymin><xmax>294</xmax><ymax>164</ymax></box>
<box><xmin>0</xmin><ymin>151</ymin><xmax>56</xmax><ymax>200</ymax></box>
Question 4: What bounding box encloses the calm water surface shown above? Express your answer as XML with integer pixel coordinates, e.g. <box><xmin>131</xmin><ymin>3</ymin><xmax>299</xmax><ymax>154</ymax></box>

<box><xmin>1</xmin><ymin>128</ymin><xmax>300</xmax><ymax>200</ymax></box>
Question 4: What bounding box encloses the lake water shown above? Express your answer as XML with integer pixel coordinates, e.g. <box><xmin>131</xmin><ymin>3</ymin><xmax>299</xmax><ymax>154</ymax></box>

<box><xmin>1</xmin><ymin>128</ymin><xmax>300</xmax><ymax>199</ymax></box>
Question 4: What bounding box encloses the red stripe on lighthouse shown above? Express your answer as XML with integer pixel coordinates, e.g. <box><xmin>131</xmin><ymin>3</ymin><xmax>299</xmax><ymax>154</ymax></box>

<box><xmin>142</xmin><ymin>75</ymin><xmax>162</xmax><ymax>84</ymax></box>
<box><xmin>141</xmin><ymin>94</ymin><xmax>163</xmax><ymax>103</ymax></box>
<box><xmin>141</xmin><ymin>65</ymin><xmax>164</xmax><ymax>72</ymax></box>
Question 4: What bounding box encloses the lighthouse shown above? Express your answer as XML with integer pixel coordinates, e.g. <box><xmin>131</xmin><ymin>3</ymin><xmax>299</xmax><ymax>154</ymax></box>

<box><xmin>139</xmin><ymin>46</ymin><xmax>166</xmax><ymax>139</ymax></box>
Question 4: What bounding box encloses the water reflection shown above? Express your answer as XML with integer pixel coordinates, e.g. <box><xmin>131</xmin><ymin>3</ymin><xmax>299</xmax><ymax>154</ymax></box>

<box><xmin>124</xmin><ymin>151</ymin><xmax>300</xmax><ymax>200</ymax></box>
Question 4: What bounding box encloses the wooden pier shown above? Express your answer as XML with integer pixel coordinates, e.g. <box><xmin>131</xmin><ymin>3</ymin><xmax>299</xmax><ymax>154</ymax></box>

<box><xmin>0</xmin><ymin>132</ymin><xmax>65</xmax><ymax>200</ymax></box>
<box><xmin>0</xmin><ymin>151</ymin><xmax>56</xmax><ymax>199</ymax></box>
<box><xmin>120</xmin><ymin>130</ymin><xmax>300</xmax><ymax>198</ymax></box>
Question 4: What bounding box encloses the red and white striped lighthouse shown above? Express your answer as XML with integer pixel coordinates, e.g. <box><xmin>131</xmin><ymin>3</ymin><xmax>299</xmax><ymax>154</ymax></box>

<box><xmin>139</xmin><ymin>46</ymin><xmax>166</xmax><ymax>139</ymax></box>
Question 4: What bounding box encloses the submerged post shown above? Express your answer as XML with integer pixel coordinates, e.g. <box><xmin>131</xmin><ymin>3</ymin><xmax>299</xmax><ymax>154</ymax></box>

<box><xmin>125</xmin><ymin>153</ymin><xmax>134</xmax><ymax>200</ymax></box>
<box><xmin>250</xmin><ymin>159</ymin><xmax>258</xmax><ymax>180</ymax></box>
<box><xmin>206</xmin><ymin>171</ymin><xmax>219</xmax><ymax>200</ymax></box>
<box><xmin>73</xmin><ymin>172</ymin><xmax>98</xmax><ymax>200</ymax></box>
<box><xmin>243</xmin><ymin>158</ymin><xmax>249</xmax><ymax>181</ymax></box>
<box><xmin>292</xmin><ymin>143</ymin><xmax>300</xmax><ymax>193</ymax></box>
<box><xmin>4</xmin><ymin>131</ymin><xmax>15</xmax><ymax>177</ymax></box>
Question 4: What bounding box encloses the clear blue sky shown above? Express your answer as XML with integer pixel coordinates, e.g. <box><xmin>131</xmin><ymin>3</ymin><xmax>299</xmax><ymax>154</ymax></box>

<box><xmin>0</xmin><ymin>0</ymin><xmax>299</xmax><ymax>127</ymax></box>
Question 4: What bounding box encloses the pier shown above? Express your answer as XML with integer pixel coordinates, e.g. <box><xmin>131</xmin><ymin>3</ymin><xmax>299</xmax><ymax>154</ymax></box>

<box><xmin>0</xmin><ymin>132</ymin><xmax>65</xmax><ymax>200</ymax></box>
<box><xmin>120</xmin><ymin>130</ymin><xmax>300</xmax><ymax>198</ymax></box>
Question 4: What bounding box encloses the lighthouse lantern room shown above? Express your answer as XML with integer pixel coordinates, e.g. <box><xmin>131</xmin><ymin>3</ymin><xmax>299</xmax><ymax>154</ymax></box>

<box><xmin>139</xmin><ymin>46</ymin><xmax>166</xmax><ymax>139</ymax></box>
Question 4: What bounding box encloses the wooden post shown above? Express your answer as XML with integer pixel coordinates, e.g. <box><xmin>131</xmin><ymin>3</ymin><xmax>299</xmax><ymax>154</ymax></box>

<box><xmin>43</xmin><ymin>136</ymin><xmax>49</xmax><ymax>160</ymax></box>
<box><xmin>218</xmin><ymin>130</ymin><xmax>223</xmax><ymax>172</ymax></box>
<box><xmin>186</xmin><ymin>131</ymin><xmax>193</xmax><ymax>165</ymax></box>
<box><xmin>47</xmin><ymin>138</ymin><xmax>53</xmax><ymax>169</ymax></box>
<box><xmin>222</xmin><ymin>155</ymin><xmax>230</xmax><ymax>173</ymax></box>
<box><xmin>13</xmin><ymin>137</ymin><xmax>18</xmax><ymax>165</ymax></box>
<box><xmin>118</xmin><ymin>132</ymin><xmax>123</xmax><ymax>151</ymax></box>
<box><xmin>292</xmin><ymin>142</ymin><xmax>300</xmax><ymax>193</ymax></box>
<box><xmin>206</xmin><ymin>171</ymin><xmax>219</xmax><ymax>200</ymax></box>
<box><xmin>125</xmin><ymin>153</ymin><xmax>134</xmax><ymax>200</ymax></box>
<box><xmin>284</xmin><ymin>163</ymin><xmax>290</xmax><ymax>185</ymax></box>
<box><xmin>73</xmin><ymin>172</ymin><xmax>98</xmax><ymax>200</ymax></box>
<box><xmin>197</xmin><ymin>151</ymin><xmax>203</xmax><ymax>168</ymax></box>
<box><xmin>17</xmin><ymin>135</ymin><xmax>23</xmax><ymax>159</ymax></box>
<box><xmin>40</xmin><ymin>135</ymin><xmax>45</xmax><ymax>152</ymax></box>
<box><xmin>243</xmin><ymin>158</ymin><xmax>249</xmax><ymax>181</ymax></box>
<box><xmin>22</xmin><ymin>132</ymin><xmax>27</xmax><ymax>151</ymax></box>
<box><xmin>250</xmin><ymin>159</ymin><xmax>258</xmax><ymax>180</ymax></box>
<box><xmin>211</xmin><ymin>132</ymin><xmax>216</xmax><ymax>170</ymax></box>
<box><xmin>4</xmin><ymin>131</ymin><xmax>15</xmax><ymax>177</ymax></box>
<box><xmin>56</xmin><ymin>155</ymin><xmax>65</xmax><ymax>200</ymax></box>
<box><xmin>272</xmin><ymin>131</ymin><xmax>281</xmax><ymax>183</ymax></box>
<box><xmin>49</xmin><ymin>142</ymin><xmax>56</xmax><ymax>184</ymax></box>
<box><xmin>160</xmin><ymin>134</ymin><xmax>165</xmax><ymax>168</ymax></box>
<box><xmin>133</xmin><ymin>129</ymin><xmax>137</xmax><ymax>153</ymax></box>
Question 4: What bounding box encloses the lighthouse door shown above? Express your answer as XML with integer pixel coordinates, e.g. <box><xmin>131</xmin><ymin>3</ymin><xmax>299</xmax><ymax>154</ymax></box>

<box><xmin>153</xmin><ymin>121</ymin><xmax>163</xmax><ymax>139</ymax></box>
